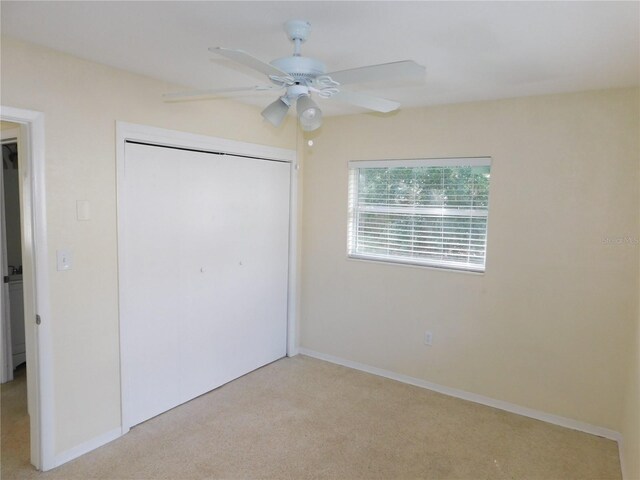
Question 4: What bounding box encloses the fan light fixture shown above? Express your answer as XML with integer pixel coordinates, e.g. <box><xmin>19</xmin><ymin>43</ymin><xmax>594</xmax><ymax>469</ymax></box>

<box><xmin>261</xmin><ymin>97</ymin><xmax>290</xmax><ymax>127</ymax></box>
<box><xmin>261</xmin><ymin>90</ymin><xmax>323</xmax><ymax>131</ymax></box>
<box><xmin>296</xmin><ymin>94</ymin><xmax>322</xmax><ymax>131</ymax></box>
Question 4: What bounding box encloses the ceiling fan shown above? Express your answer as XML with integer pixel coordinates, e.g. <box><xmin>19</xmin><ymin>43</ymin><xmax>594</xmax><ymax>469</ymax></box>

<box><xmin>164</xmin><ymin>20</ymin><xmax>426</xmax><ymax>131</ymax></box>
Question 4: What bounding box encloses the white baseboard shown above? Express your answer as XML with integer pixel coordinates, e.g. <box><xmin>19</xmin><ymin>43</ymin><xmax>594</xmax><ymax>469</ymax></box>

<box><xmin>53</xmin><ymin>427</ymin><xmax>122</xmax><ymax>468</ymax></box>
<box><xmin>298</xmin><ymin>348</ymin><xmax>623</xmax><ymax>443</ymax></box>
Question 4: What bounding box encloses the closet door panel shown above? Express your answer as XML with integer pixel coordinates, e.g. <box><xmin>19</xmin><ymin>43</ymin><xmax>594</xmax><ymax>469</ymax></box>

<box><xmin>122</xmin><ymin>143</ymin><xmax>187</xmax><ymax>426</ymax></box>
<box><xmin>180</xmin><ymin>153</ymin><xmax>290</xmax><ymax>400</ymax></box>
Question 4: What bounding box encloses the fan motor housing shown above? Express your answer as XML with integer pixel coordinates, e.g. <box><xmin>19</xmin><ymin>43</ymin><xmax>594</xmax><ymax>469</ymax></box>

<box><xmin>271</xmin><ymin>56</ymin><xmax>326</xmax><ymax>83</ymax></box>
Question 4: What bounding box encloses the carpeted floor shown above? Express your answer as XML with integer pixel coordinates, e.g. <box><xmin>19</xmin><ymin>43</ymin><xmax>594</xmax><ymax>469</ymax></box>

<box><xmin>1</xmin><ymin>355</ymin><xmax>622</xmax><ymax>479</ymax></box>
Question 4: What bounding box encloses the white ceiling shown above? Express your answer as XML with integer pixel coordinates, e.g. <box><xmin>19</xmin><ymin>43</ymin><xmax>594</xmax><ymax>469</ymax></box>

<box><xmin>1</xmin><ymin>1</ymin><xmax>638</xmax><ymax>116</ymax></box>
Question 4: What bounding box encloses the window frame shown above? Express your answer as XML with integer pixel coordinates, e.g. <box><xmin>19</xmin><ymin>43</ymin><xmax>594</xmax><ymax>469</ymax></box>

<box><xmin>347</xmin><ymin>157</ymin><xmax>492</xmax><ymax>273</ymax></box>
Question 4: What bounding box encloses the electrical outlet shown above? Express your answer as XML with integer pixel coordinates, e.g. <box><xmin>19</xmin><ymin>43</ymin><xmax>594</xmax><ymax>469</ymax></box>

<box><xmin>424</xmin><ymin>331</ymin><xmax>433</xmax><ymax>346</ymax></box>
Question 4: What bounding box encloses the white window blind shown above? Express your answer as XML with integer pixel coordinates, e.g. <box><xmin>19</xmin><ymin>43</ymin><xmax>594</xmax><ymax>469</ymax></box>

<box><xmin>348</xmin><ymin>157</ymin><xmax>491</xmax><ymax>272</ymax></box>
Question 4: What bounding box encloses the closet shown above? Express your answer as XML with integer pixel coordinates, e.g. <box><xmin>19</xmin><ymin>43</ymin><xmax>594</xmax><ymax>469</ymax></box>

<box><xmin>119</xmin><ymin>140</ymin><xmax>291</xmax><ymax>428</ymax></box>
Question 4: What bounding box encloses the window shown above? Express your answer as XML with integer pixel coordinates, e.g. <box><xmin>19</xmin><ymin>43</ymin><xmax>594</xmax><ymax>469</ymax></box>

<box><xmin>348</xmin><ymin>157</ymin><xmax>491</xmax><ymax>272</ymax></box>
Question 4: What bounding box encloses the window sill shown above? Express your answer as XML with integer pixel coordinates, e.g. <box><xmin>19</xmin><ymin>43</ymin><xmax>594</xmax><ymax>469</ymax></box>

<box><xmin>346</xmin><ymin>254</ymin><xmax>486</xmax><ymax>275</ymax></box>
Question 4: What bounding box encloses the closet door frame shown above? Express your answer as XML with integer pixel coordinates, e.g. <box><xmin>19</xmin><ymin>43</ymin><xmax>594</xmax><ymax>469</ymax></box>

<box><xmin>115</xmin><ymin>122</ymin><xmax>298</xmax><ymax>433</ymax></box>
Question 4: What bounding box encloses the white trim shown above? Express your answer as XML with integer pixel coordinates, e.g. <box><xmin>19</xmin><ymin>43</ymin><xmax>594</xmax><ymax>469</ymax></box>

<box><xmin>345</xmin><ymin>256</ymin><xmax>484</xmax><ymax>275</ymax></box>
<box><xmin>0</xmin><ymin>106</ymin><xmax>54</xmax><ymax>471</ymax></box>
<box><xmin>53</xmin><ymin>428</ymin><xmax>122</xmax><ymax>468</ymax></box>
<box><xmin>347</xmin><ymin>253</ymin><xmax>486</xmax><ymax>273</ymax></box>
<box><xmin>298</xmin><ymin>348</ymin><xmax>622</xmax><ymax>442</ymax></box>
<box><xmin>349</xmin><ymin>157</ymin><xmax>491</xmax><ymax>169</ymax></box>
<box><xmin>287</xmin><ymin>161</ymin><xmax>299</xmax><ymax>357</ymax></box>
<box><xmin>116</xmin><ymin>121</ymin><xmax>298</xmax><ymax>431</ymax></box>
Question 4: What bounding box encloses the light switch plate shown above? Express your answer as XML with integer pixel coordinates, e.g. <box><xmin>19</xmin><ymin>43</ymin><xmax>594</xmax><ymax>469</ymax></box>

<box><xmin>56</xmin><ymin>249</ymin><xmax>72</xmax><ymax>271</ymax></box>
<box><xmin>76</xmin><ymin>200</ymin><xmax>91</xmax><ymax>221</ymax></box>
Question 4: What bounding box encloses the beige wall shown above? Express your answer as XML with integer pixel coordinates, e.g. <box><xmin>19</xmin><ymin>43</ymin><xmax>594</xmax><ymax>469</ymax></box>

<box><xmin>0</xmin><ymin>36</ymin><xmax>296</xmax><ymax>455</ymax></box>
<box><xmin>620</xmin><ymin>158</ymin><xmax>640</xmax><ymax>479</ymax></box>
<box><xmin>301</xmin><ymin>88</ymin><xmax>639</xmax><ymax>438</ymax></box>
<box><xmin>1</xmin><ymin>121</ymin><xmax>20</xmax><ymax>130</ymax></box>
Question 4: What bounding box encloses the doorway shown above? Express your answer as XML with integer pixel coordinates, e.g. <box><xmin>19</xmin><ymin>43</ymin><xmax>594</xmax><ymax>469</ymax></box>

<box><xmin>0</xmin><ymin>107</ymin><xmax>53</xmax><ymax>471</ymax></box>
<box><xmin>2</xmin><ymin>126</ymin><xmax>26</xmax><ymax>377</ymax></box>
<box><xmin>1</xmin><ymin>121</ymin><xmax>31</xmax><ymax>475</ymax></box>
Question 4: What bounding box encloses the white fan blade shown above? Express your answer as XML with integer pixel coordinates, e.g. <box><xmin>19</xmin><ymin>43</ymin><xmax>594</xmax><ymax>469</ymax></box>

<box><xmin>163</xmin><ymin>85</ymin><xmax>280</xmax><ymax>102</ymax></box>
<box><xmin>326</xmin><ymin>60</ymin><xmax>425</xmax><ymax>86</ymax></box>
<box><xmin>330</xmin><ymin>91</ymin><xmax>400</xmax><ymax>113</ymax></box>
<box><xmin>210</xmin><ymin>47</ymin><xmax>292</xmax><ymax>79</ymax></box>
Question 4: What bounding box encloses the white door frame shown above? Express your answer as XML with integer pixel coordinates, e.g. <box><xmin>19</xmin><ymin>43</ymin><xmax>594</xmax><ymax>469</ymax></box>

<box><xmin>0</xmin><ymin>106</ymin><xmax>54</xmax><ymax>471</ymax></box>
<box><xmin>116</xmin><ymin>122</ymin><xmax>299</xmax><ymax>433</ymax></box>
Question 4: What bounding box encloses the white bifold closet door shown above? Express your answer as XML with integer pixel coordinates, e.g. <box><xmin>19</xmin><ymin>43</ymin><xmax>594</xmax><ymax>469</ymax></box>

<box><xmin>121</xmin><ymin>142</ymin><xmax>290</xmax><ymax>428</ymax></box>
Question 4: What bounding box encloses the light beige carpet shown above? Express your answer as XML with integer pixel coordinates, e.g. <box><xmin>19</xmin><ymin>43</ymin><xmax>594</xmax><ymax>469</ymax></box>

<box><xmin>1</xmin><ymin>355</ymin><xmax>621</xmax><ymax>479</ymax></box>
